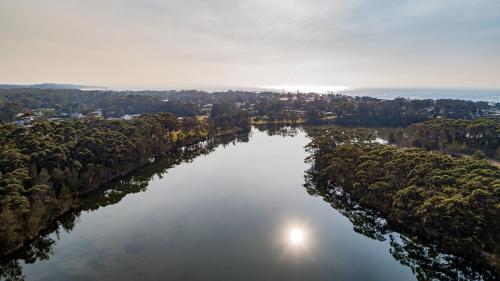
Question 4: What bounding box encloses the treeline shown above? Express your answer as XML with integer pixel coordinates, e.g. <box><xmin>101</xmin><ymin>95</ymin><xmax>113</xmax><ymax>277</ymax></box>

<box><xmin>306</xmin><ymin>127</ymin><xmax>500</xmax><ymax>273</ymax></box>
<box><xmin>1</xmin><ymin>131</ymin><xmax>250</xmax><ymax>281</ymax></box>
<box><xmin>1</xmin><ymin>89</ymin><xmax>497</xmax><ymax>127</ymax></box>
<box><xmin>210</xmin><ymin>103</ymin><xmax>251</xmax><ymax>131</ymax></box>
<box><xmin>0</xmin><ymin>109</ymin><xmax>249</xmax><ymax>255</ymax></box>
<box><xmin>250</xmin><ymin>95</ymin><xmax>494</xmax><ymax>126</ymax></box>
<box><xmin>328</xmin><ymin>96</ymin><xmax>493</xmax><ymax>126</ymax></box>
<box><xmin>400</xmin><ymin>118</ymin><xmax>500</xmax><ymax>160</ymax></box>
<box><xmin>304</xmin><ymin>171</ymin><xmax>495</xmax><ymax>281</ymax></box>
<box><xmin>0</xmin><ymin>89</ymin><xmax>199</xmax><ymax>120</ymax></box>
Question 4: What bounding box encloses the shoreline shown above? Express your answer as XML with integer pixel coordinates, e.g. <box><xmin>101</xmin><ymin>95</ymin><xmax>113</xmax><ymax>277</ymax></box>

<box><xmin>0</xmin><ymin>128</ymin><xmax>247</xmax><ymax>257</ymax></box>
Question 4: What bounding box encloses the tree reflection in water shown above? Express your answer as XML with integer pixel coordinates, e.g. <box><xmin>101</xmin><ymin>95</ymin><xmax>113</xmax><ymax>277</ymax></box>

<box><xmin>254</xmin><ymin>125</ymin><xmax>301</xmax><ymax>138</ymax></box>
<box><xmin>2</xmin><ymin>126</ymin><xmax>496</xmax><ymax>281</ymax></box>
<box><xmin>303</xmin><ymin>168</ymin><xmax>496</xmax><ymax>281</ymax></box>
<box><xmin>0</xmin><ymin>132</ymin><xmax>249</xmax><ymax>281</ymax></box>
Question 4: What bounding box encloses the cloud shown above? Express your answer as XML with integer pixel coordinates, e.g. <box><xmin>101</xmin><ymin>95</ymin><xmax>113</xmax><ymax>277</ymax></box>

<box><xmin>0</xmin><ymin>0</ymin><xmax>499</xmax><ymax>88</ymax></box>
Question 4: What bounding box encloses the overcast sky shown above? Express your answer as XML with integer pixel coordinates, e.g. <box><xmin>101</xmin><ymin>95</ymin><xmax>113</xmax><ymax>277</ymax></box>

<box><xmin>1</xmin><ymin>0</ymin><xmax>499</xmax><ymax>89</ymax></box>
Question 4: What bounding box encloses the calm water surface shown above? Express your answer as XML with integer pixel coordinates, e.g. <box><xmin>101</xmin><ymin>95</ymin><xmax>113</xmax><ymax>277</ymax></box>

<box><xmin>2</xmin><ymin>128</ymin><xmax>492</xmax><ymax>281</ymax></box>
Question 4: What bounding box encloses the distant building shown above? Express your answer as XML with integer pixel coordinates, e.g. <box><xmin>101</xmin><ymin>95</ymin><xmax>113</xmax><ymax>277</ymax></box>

<box><xmin>70</xmin><ymin>112</ymin><xmax>84</xmax><ymax>118</ymax></box>
<box><xmin>120</xmin><ymin>114</ymin><xmax>140</xmax><ymax>120</ymax></box>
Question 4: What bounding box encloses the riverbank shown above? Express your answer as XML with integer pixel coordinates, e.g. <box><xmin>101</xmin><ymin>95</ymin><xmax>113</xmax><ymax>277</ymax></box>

<box><xmin>0</xmin><ymin>127</ymin><xmax>247</xmax><ymax>257</ymax></box>
<box><xmin>0</xmin><ymin>111</ymin><xmax>250</xmax><ymax>257</ymax></box>
<box><xmin>306</xmin><ymin>127</ymin><xmax>500</xmax><ymax>275</ymax></box>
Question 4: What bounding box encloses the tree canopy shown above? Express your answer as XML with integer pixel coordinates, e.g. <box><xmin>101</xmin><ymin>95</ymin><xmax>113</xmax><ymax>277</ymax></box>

<box><xmin>306</xmin><ymin>127</ymin><xmax>500</xmax><ymax>273</ymax></box>
<box><xmin>0</xmin><ymin>112</ymin><xmax>249</xmax><ymax>255</ymax></box>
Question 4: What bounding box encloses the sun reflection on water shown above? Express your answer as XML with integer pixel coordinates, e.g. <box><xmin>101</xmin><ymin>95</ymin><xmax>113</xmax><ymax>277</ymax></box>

<box><xmin>277</xmin><ymin>223</ymin><xmax>317</xmax><ymax>264</ymax></box>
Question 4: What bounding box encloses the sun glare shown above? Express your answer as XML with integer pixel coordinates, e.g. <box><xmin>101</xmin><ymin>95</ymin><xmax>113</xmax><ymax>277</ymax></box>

<box><xmin>289</xmin><ymin>228</ymin><xmax>304</xmax><ymax>245</ymax></box>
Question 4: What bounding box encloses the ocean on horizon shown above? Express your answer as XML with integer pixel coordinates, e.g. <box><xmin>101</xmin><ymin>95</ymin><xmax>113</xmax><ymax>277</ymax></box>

<box><xmin>261</xmin><ymin>86</ymin><xmax>500</xmax><ymax>103</ymax></box>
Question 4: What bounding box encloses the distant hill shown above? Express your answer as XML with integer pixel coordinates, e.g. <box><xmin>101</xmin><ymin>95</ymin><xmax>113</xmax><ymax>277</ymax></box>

<box><xmin>0</xmin><ymin>83</ymin><xmax>104</xmax><ymax>90</ymax></box>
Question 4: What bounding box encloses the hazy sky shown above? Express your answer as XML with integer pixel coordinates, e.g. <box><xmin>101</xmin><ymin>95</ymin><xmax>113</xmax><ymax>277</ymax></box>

<box><xmin>1</xmin><ymin>0</ymin><xmax>499</xmax><ymax>89</ymax></box>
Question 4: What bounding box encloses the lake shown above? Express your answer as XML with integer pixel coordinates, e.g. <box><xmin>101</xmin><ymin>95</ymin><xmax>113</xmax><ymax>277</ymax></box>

<box><xmin>0</xmin><ymin>127</ymin><xmax>493</xmax><ymax>281</ymax></box>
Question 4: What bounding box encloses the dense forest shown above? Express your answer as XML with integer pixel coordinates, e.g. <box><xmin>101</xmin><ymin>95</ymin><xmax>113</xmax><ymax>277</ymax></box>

<box><xmin>0</xmin><ymin>89</ymin><xmax>199</xmax><ymax>120</ymax></box>
<box><xmin>304</xmin><ymin>170</ymin><xmax>495</xmax><ymax>281</ymax></box>
<box><xmin>0</xmin><ymin>130</ymin><xmax>250</xmax><ymax>281</ymax></box>
<box><xmin>210</xmin><ymin>103</ymin><xmax>251</xmax><ymax>131</ymax></box>
<box><xmin>329</xmin><ymin>96</ymin><xmax>494</xmax><ymax>126</ymax></box>
<box><xmin>398</xmin><ymin>118</ymin><xmax>500</xmax><ymax>160</ymax></box>
<box><xmin>0</xmin><ymin>106</ymin><xmax>249</xmax><ymax>256</ymax></box>
<box><xmin>306</xmin><ymin>127</ymin><xmax>500</xmax><ymax>274</ymax></box>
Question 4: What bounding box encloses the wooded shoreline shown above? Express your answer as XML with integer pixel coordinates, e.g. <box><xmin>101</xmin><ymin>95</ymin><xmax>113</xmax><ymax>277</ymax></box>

<box><xmin>0</xmin><ymin>104</ymin><xmax>251</xmax><ymax>257</ymax></box>
<box><xmin>305</xmin><ymin>127</ymin><xmax>500</xmax><ymax>274</ymax></box>
<box><xmin>0</xmin><ymin>126</ymin><xmax>247</xmax><ymax>257</ymax></box>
